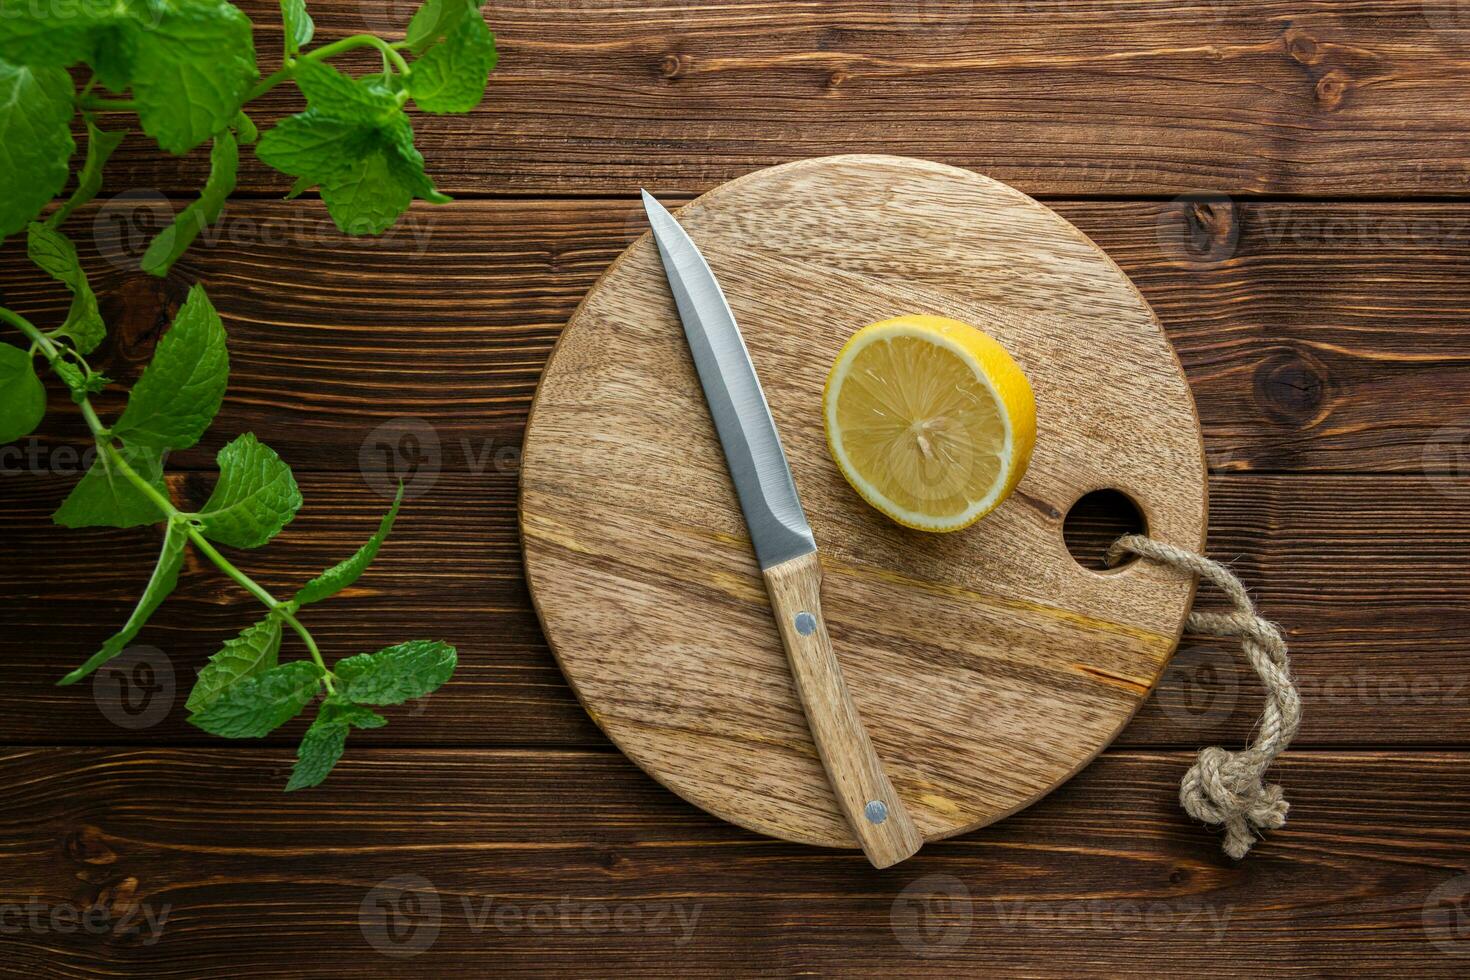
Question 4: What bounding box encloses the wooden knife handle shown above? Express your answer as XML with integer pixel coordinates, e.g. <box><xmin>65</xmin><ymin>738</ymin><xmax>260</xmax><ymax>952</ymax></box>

<box><xmin>762</xmin><ymin>552</ymin><xmax>923</xmax><ymax>868</ymax></box>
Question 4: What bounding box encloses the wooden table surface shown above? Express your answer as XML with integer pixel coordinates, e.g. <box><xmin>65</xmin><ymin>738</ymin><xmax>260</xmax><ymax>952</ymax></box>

<box><xmin>2</xmin><ymin>2</ymin><xmax>1469</xmax><ymax>976</ymax></box>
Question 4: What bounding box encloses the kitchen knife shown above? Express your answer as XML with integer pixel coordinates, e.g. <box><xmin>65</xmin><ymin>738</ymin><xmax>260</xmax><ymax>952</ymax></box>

<box><xmin>641</xmin><ymin>191</ymin><xmax>923</xmax><ymax>868</ymax></box>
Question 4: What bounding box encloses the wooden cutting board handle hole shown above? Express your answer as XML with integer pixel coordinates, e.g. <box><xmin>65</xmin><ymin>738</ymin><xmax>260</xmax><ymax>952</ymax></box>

<box><xmin>1062</xmin><ymin>488</ymin><xmax>1148</xmax><ymax>571</ymax></box>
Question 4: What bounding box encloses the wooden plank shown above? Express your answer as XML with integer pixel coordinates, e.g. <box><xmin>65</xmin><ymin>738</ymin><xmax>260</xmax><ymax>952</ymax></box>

<box><xmin>0</xmin><ymin>748</ymin><xmax>1465</xmax><ymax>976</ymax></box>
<box><xmin>2</xmin><ymin>199</ymin><xmax>1467</xmax><ymax>473</ymax></box>
<box><xmin>85</xmin><ymin>1</ymin><xmax>1470</xmax><ymax>197</ymax></box>
<box><xmin>0</xmin><ymin>472</ymin><xmax>1465</xmax><ymax>749</ymax></box>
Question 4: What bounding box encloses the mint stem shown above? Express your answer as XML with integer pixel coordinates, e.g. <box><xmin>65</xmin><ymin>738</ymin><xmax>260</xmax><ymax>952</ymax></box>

<box><xmin>0</xmin><ymin>304</ymin><xmax>335</xmax><ymax>694</ymax></box>
<box><xmin>248</xmin><ymin>34</ymin><xmax>412</xmax><ymax>102</ymax></box>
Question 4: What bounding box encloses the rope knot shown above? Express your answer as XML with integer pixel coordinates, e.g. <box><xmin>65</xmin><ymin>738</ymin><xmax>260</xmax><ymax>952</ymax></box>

<box><xmin>1181</xmin><ymin>746</ymin><xmax>1290</xmax><ymax>860</ymax></box>
<box><xmin>1111</xmin><ymin>534</ymin><xmax>1301</xmax><ymax>860</ymax></box>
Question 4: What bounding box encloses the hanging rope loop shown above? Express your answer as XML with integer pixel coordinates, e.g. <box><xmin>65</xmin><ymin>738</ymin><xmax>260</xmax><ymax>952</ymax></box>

<box><xmin>1107</xmin><ymin>534</ymin><xmax>1302</xmax><ymax>859</ymax></box>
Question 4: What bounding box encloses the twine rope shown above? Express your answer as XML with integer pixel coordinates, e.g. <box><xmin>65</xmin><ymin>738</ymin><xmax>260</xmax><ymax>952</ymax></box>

<box><xmin>1106</xmin><ymin>534</ymin><xmax>1302</xmax><ymax>859</ymax></box>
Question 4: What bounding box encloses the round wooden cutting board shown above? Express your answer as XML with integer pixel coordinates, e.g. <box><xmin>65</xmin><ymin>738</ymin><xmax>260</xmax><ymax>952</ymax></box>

<box><xmin>520</xmin><ymin>155</ymin><xmax>1207</xmax><ymax>849</ymax></box>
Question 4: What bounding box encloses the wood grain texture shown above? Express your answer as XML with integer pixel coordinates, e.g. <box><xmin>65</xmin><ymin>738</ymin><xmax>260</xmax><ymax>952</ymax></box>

<box><xmin>762</xmin><ymin>552</ymin><xmax>923</xmax><ymax>867</ymax></box>
<box><xmin>1</xmin><ymin>471</ymin><xmax>1467</xmax><ymax>748</ymax></box>
<box><xmin>2</xmin><ymin>197</ymin><xmax>1465</xmax><ymax>474</ymax></box>
<box><xmin>1</xmin><ymin>748</ymin><xmax>1467</xmax><ymax>977</ymax></box>
<box><xmin>86</xmin><ymin>0</ymin><xmax>1470</xmax><ymax>198</ymax></box>
<box><xmin>523</xmin><ymin>156</ymin><xmax>1209</xmax><ymax>848</ymax></box>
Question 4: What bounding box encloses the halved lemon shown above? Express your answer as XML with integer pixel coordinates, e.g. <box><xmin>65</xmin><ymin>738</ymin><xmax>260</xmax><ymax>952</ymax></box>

<box><xmin>823</xmin><ymin>315</ymin><xmax>1036</xmax><ymax>533</ymax></box>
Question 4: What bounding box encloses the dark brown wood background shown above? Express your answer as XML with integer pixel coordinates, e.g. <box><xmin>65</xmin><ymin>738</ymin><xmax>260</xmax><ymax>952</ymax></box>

<box><xmin>3</xmin><ymin>1</ymin><xmax>1469</xmax><ymax>975</ymax></box>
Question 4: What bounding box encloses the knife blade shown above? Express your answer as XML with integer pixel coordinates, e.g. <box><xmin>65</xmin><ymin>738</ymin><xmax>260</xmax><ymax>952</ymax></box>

<box><xmin>640</xmin><ymin>190</ymin><xmax>816</xmax><ymax>570</ymax></box>
<box><xmin>641</xmin><ymin>190</ymin><xmax>923</xmax><ymax>868</ymax></box>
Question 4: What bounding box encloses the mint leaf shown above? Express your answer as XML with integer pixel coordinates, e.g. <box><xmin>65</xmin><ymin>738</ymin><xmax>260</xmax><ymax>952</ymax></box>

<box><xmin>53</xmin><ymin>444</ymin><xmax>168</xmax><ymax>529</ymax></box>
<box><xmin>0</xmin><ymin>60</ymin><xmax>75</xmax><ymax>239</ymax></box>
<box><xmin>409</xmin><ymin>8</ymin><xmax>496</xmax><ymax>114</ymax></box>
<box><xmin>130</xmin><ymin>1</ymin><xmax>258</xmax><ymax>154</ymax></box>
<box><xmin>321</xmin><ymin>697</ymin><xmax>387</xmax><ymax>729</ymax></box>
<box><xmin>335</xmin><ymin>640</ymin><xmax>455</xmax><ymax>706</ymax></box>
<box><xmin>187</xmin><ymin>660</ymin><xmax>322</xmax><ymax>738</ymax></box>
<box><xmin>0</xmin><ymin>343</ymin><xmax>45</xmax><ymax>443</ymax></box>
<box><xmin>257</xmin><ymin>62</ymin><xmax>450</xmax><ymax>236</ymax></box>
<box><xmin>49</xmin><ymin>119</ymin><xmax>126</xmax><ymax>228</ymax></box>
<box><xmin>57</xmin><ymin>517</ymin><xmax>188</xmax><ymax>685</ymax></box>
<box><xmin>26</xmin><ymin>223</ymin><xmax>105</xmax><ymax>354</ymax></box>
<box><xmin>280</xmin><ymin>0</ymin><xmax>314</xmax><ymax>56</ymax></box>
<box><xmin>50</xmin><ymin>358</ymin><xmax>107</xmax><ymax>402</ymax></box>
<box><xmin>319</xmin><ymin>153</ymin><xmax>415</xmax><ymax>236</ymax></box>
<box><xmin>293</xmin><ymin>59</ymin><xmax>397</xmax><ymax>121</ymax></box>
<box><xmin>141</xmin><ymin>132</ymin><xmax>239</xmax><ymax>277</ymax></box>
<box><xmin>197</xmin><ymin>433</ymin><xmax>302</xmax><ymax>548</ymax></box>
<box><xmin>294</xmin><ymin>483</ymin><xmax>402</xmax><ymax>605</ymax></box>
<box><xmin>257</xmin><ymin>115</ymin><xmax>375</xmax><ymax>181</ymax></box>
<box><xmin>233</xmin><ymin>110</ymin><xmax>258</xmax><ymax>145</ymax></box>
<box><xmin>0</xmin><ymin>1</ymin><xmax>104</xmax><ymax>67</ymax></box>
<box><xmin>185</xmin><ymin>614</ymin><xmax>283</xmax><ymax>712</ymax></box>
<box><xmin>284</xmin><ymin>694</ymin><xmax>389</xmax><ymax>790</ymax></box>
<box><xmin>113</xmin><ymin>284</ymin><xmax>228</xmax><ymax>452</ymax></box>
<box><xmin>0</xmin><ymin>1</ymin><xmax>255</xmax><ymax>155</ymax></box>
<box><xmin>405</xmin><ymin>0</ymin><xmax>474</xmax><ymax>54</ymax></box>
<box><xmin>286</xmin><ymin>713</ymin><xmax>347</xmax><ymax>790</ymax></box>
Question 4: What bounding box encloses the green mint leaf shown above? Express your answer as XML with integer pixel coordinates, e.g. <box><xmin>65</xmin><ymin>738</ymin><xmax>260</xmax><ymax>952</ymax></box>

<box><xmin>232</xmin><ymin>110</ymin><xmax>258</xmax><ymax>145</ymax></box>
<box><xmin>279</xmin><ymin>0</ymin><xmax>314</xmax><ymax>56</ymax></box>
<box><xmin>187</xmin><ymin>659</ymin><xmax>322</xmax><ymax>738</ymax></box>
<box><xmin>405</xmin><ymin>0</ymin><xmax>474</xmax><ymax>54</ymax></box>
<box><xmin>257</xmin><ymin>114</ymin><xmax>375</xmax><ymax>184</ymax></box>
<box><xmin>409</xmin><ymin>9</ymin><xmax>496</xmax><ymax>114</ymax></box>
<box><xmin>319</xmin><ymin>152</ymin><xmax>413</xmax><ymax>236</ymax></box>
<box><xmin>0</xmin><ymin>60</ymin><xmax>75</xmax><ymax>239</ymax></box>
<box><xmin>294</xmin><ymin>483</ymin><xmax>402</xmax><ymax>605</ymax></box>
<box><xmin>53</xmin><ymin>444</ymin><xmax>168</xmax><ymax>529</ymax></box>
<box><xmin>0</xmin><ymin>343</ymin><xmax>46</xmax><ymax>444</ymax></box>
<box><xmin>335</xmin><ymin>639</ymin><xmax>456</xmax><ymax>706</ymax></box>
<box><xmin>130</xmin><ymin>1</ymin><xmax>258</xmax><ymax>154</ymax></box>
<box><xmin>285</xmin><ymin>712</ymin><xmax>347</xmax><ymax>790</ymax></box>
<box><xmin>26</xmin><ymin>222</ymin><xmax>105</xmax><ymax>354</ymax></box>
<box><xmin>141</xmin><ymin>132</ymin><xmax>239</xmax><ymax>277</ymax></box>
<box><xmin>49</xmin><ymin>357</ymin><xmax>105</xmax><ymax>403</ymax></box>
<box><xmin>197</xmin><ymin>433</ymin><xmax>302</xmax><ymax>548</ymax></box>
<box><xmin>57</xmin><ymin>517</ymin><xmax>188</xmax><ymax>685</ymax></box>
<box><xmin>185</xmin><ymin>614</ymin><xmax>283</xmax><ymax>712</ymax></box>
<box><xmin>0</xmin><ymin>1</ymin><xmax>256</xmax><ymax>155</ymax></box>
<box><xmin>293</xmin><ymin>60</ymin><xmax>398</xmax><ymax>122</ymax></box>
<box><xmin>0</xmin><ymin>1</ymin><xmax>103</xmax><ymax>67</ymax></box>
<box><xmin>258</xmin><ymin>63</ymin><xmax>449</xmax><ymax>235</ymax></box>
<box><xmin>321</xmin><ymin>696</ymin><xmax>388</xmax><ymax>729</ymax></box>
<box><xmin>113</xmin><ymin>284</ymin><xmax>228</xmax><ymax>452</ymax></box>
<box><xmin>49</xmin><ymin>120</ymin><xmax>127</xmax><ymax>228</ymax></box>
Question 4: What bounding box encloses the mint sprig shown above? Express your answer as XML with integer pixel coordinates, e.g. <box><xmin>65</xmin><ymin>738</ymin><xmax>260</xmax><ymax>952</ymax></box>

<box><xmin>0</xmin><ymin>0</ymin><xmax>485</xmax><ymax>790</ymax></box>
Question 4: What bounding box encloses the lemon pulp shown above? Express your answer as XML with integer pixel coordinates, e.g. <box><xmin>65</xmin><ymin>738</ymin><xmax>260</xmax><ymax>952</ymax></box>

<box><xmin>823</xmin><ymin>315</ymin><xmax>1036</xmax><ymax>532</ymax></box>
